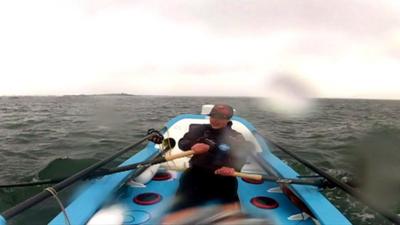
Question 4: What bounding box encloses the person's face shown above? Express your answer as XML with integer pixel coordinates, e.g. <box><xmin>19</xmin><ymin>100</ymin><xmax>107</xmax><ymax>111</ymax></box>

<box><xmin>210</xmin><ymin>117</ymin><xmax>229</xmax><ymax>129</ymax></box>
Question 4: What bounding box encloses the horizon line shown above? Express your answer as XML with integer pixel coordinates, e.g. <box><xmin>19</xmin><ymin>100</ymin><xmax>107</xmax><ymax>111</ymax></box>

<box><xmin>0</xmin><ymin>93</ymin><xmax>399</xmax><ymax>101</ymax></box>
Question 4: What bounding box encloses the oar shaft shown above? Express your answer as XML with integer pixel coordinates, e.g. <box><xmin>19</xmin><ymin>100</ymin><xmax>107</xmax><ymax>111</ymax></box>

<box><xmin>89</xmin><ymin>150</ymin><xmax>195</xmax><ymax>178</ymax></box>
<box><xmin>233</xmin><ymin>172</ymin><xmax>323</xmax><ymax>186</ymax></box>
<box><xmin>1</xmin><ymin>134</ymin><xmax>153</xmax><ymax>221</ymax></box>
<box><xmin>0</xmin><ymin>179</ymin><xmax>64</xmax><ymax>188</ymax></box>
<box><xmin>4</xmin><ymin>149</ymin><xmax>195</xmax><ymax>188</ymax></box>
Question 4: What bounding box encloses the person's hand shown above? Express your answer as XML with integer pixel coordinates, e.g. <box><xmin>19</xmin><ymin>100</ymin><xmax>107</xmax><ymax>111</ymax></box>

<box><xmin>215</xmin><ymin>167</ymin><xmax>235</xmax><ymax>176</ymax></box>
<box><xmin>191</xmin><ymin>143</ymin><xmax>210</xmax><ymax>154</ymax></box>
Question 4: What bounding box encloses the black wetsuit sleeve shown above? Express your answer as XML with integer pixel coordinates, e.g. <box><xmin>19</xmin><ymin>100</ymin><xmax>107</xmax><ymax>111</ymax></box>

<box><xmin>178</xmin><ymin>124</ymin><xmax>206</xmax><ymax>151</ymax></box>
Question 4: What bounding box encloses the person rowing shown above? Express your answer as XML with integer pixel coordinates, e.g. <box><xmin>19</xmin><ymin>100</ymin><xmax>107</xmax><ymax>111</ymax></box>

<box><xmin>168</xmin><ymin>104</ymin><xmax>253</xmax><ymax>211</ymax></box>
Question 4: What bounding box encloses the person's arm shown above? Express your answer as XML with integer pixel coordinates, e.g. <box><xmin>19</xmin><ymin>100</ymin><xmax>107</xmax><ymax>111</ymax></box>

<box><xmin>178</xmin><ymin>124</ymin><xmax>205</xmax><ymax>151</ymax></box>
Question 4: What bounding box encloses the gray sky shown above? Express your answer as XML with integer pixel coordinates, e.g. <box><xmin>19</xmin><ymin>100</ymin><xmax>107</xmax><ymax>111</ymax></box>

<box><xmin>0</xmin><ymin>0</ymin><xmax>399</xmax><ymax>99</ymax></box>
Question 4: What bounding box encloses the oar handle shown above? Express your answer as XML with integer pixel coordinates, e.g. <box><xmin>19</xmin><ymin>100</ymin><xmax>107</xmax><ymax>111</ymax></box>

<box><xmin>164</xmin><ymin>150</ymin><xmax>194</xmax><ymax>161</ymax></box>
<box><xmin>233</xmin><ymin>172</ymin><xmax>263</xmax><ymax>181</ymax></box>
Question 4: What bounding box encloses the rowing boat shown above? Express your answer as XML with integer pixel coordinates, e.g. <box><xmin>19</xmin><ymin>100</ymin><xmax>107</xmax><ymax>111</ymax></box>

<box><xmin>45</xmin><ymin>105</ymin><xmax>352</xmax><ymax>225</ymax></box>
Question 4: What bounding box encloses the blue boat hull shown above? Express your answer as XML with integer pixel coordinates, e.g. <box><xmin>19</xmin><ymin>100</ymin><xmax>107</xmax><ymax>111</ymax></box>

<box><xmin>49</xmin><ymin>114</ymin><xmax>352</xmax><ymax>225</ymax></box>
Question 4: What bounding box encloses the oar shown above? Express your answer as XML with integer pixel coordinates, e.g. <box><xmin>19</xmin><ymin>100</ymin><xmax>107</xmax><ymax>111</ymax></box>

<box><xmin>0</xmin><ymin>132</ymin><xmax>158</xmax><ymax>222</ymax></box>
<box><xmin>21</xmin><ymin>149</ymin><xmax>194</xmax><ymax>184</ymax></box>
<box><xmin>256</xmin><ymin>132</ymin><xmax>400</xmax><ymax>225</ymax></box>
<box><xmin>231</xmin><ymin>171</ymin><xmax>327</xmax><ymax>186</ymax></box>
<box><xmin>0</xmin><ymin>137</ymin><xmax>178</xmax><ymax>189</ymax></box>
<box><xmin>0</xmin><ymin>178</ymin><xmax>65</xmax><ymax>188</ymax></box>
<box><xmin>87</xmin><ymin>150</ymin><xmax>195</xmax><ymax>178</ymax></box>
<box><xmin>0</xmin><ymin>140</ymin><xmax>193</xmax><ymax>224</ymax></box>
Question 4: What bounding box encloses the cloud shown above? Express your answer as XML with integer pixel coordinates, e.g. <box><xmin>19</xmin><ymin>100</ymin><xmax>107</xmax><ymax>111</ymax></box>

<box><xmin>0</xmin><ymin>0</ymin><xmax>399</xmax><ymax>99</ymax></box>
<box><xmin>134</xmin><ymin>0</ymin><xmax>400</xmax><ymax>37</ymax></box>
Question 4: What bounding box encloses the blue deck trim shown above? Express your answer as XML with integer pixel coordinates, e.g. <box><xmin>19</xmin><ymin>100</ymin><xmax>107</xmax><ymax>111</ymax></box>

<box><xmin>164</xmin><ymin>114</ymin><xmax>257</xmax><ymax>131</ymax></box>
<box><xmin>164</xmin><ymin>114</ymin><xmax>207</xmax><ymax>128</ymax></box>
<box><xmin>259</xmin><ymin>149</ymin><xmax>351</xmax><ymax>225</ymax></box>
<box><xmin>252</xmin><ymin>128</ymin><xmax>351</xmax><ymax>225</ymax></box>
<box><xmin>231</xmin><ymin>116</ymin><xmax>257</xmax><ymax>131</ymax></box>
<box><xmin>0</xmin><ymin>215</ymin><xmax>6</xmax><ymax>225</ymax></box>
<box><xmin>48</xmin><ymin>146</ymin><xmax>158</xmax><ymax>225</ymax></box>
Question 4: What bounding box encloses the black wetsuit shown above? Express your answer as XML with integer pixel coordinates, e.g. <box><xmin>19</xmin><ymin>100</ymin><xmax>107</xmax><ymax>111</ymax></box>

<box><xmin>170</xmin><ymin>123</ymin><xmax>251</xmax><ymax>211</ymax></box>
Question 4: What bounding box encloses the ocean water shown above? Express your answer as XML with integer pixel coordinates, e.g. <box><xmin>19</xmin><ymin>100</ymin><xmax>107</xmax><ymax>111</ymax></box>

<box><xmin>0</xmin><ymin>96</ymin><xmax>399</xmax><ymax>225</ymax></box>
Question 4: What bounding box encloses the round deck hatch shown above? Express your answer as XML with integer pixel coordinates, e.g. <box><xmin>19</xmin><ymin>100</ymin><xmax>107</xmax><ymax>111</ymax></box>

<box><xmin>152</xmin><ymin>171</ymin><xmax>172</xmax><ymax>181</ymax></box>
<box><xmin>250</xmin><ymin>196</ymin><xmax>279</xmax><ymax>209</ymax></box>
<box><xmin>241</xmin><ymin>177</ymin><xmax>264</xmax><ymax>184</ymax></box>
<box><xmin>133</xmin><ymin>193</ymin><xmax>162</xmax><ymax>205</ymax></box>
<box><xmin>124</xmin><ymin>210</ymin><xmax>151</xmax><ymax>225</ymax></box>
